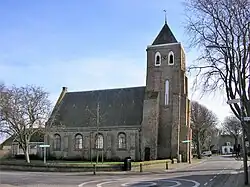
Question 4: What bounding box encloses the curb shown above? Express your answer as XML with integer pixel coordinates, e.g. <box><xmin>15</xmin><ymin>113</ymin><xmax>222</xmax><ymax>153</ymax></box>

<box><xmin>0</xmin><ymin>159</ymin><xmax>206</xmax><ymax>175</ymax></box>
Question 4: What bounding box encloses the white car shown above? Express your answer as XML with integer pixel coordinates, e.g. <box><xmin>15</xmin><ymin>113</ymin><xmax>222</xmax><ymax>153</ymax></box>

<box><xmin>202</xmin><ymin>151</ymin><xmax>212</xmax><ymax>157</ymax></box>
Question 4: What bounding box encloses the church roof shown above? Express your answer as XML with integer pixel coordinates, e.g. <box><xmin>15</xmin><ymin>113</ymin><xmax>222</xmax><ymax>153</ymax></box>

<box><xmin>53</xmin><ymin>86</ymin><xmax>145</xmax><ymax>128</ymax></box>
<box><xmin>152</xmin><ymin>23</ymin><xmax>178</xmax><ymax>45</ymax></box>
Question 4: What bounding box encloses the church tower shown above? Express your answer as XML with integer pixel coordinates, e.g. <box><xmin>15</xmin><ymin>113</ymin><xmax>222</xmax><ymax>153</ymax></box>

<box><xmin>141</xmin><ymin>23</ymin><xmax>191</xmax><ymax>162</ymax></box>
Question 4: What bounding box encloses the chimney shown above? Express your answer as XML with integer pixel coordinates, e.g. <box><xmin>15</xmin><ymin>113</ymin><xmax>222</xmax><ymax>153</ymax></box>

<box><xmin>62</xmin><ymin>87</ymin><xmax>68</xmax><ymax>92</ymax></box>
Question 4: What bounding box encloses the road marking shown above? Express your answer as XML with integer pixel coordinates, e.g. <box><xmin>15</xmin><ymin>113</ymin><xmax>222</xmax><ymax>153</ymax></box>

<box><xmin>176</xmin><ymin>179</ymin><xmax>200</xmax><ymax>187</ymax></box>
<box><xmin>121</xmin><ymin>181</ymin><xmax>157</xmax><ymax>187</ymax></box>
<box><xmin>159</xmin><ymin>180</ymin><xmax>181</xmax><ymax>187</ymax></box>
<box><xmin>209</xmin><ymin>178</ymin><xmax>213</xmax><ymax>181</ymax></box>
<box><xmin>204</xmin><ymin>182</ymin><xmax>208</xmax><ymax>186</ymax></box>
<box><xmin>97</xmin><ymin>181</ymin><xmax>118</xmax><ymax>187</ymax></box>
<box><xmin>213</xmin><ymin>176</ymin><xmax>216</xmax><ymax>178</ymax></box>
<box><xmin>78</xmin><ymin>180</ymin><xmax>102</xmax><ymax>187</ymax></box>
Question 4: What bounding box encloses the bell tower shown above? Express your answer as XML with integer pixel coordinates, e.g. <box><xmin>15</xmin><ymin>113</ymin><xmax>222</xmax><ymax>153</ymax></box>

<box><xmin>141</xmin><ymin>22</ymin><xmax>191</xmax><ymax>161</ymax></box>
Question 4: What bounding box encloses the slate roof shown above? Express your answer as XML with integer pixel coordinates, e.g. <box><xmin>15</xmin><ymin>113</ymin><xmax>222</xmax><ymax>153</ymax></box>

<box><xmin>54</xmin><ymin>86</ymin><xmax>146</xmax><ymax>127</ymax></box>
<box><xmin>152</xmin><ymin>23</ymin><xmax>178</xmax><ymax>45</ymax></box>
<box><xmin>0</xmin><ymin>131</ymin><xmax>44</xmax><ymax>149</ymax></box>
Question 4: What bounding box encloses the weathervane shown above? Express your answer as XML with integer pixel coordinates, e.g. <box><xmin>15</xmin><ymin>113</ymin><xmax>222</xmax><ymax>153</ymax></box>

<box><xmin>163</xmin><ymin>9</ymin><xmax>167</xmax><ymax>24</ymax></box>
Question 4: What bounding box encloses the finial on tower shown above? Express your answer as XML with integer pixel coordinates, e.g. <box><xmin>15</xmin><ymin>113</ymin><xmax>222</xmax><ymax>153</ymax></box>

<box><xmin>163</xmin><ymin>9</ymin><xmax>167</xmax><ymax>24</ymax></box>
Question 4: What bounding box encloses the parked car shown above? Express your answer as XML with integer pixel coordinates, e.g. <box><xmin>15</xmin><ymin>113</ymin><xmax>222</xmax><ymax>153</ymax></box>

<box><xmin>202</xmin><ymin>151</ymin><xmax>212</xmax><ymax>157</ymax></box>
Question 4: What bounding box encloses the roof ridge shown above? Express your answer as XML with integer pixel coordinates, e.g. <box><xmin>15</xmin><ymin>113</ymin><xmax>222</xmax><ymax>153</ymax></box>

<box><xmin>67</xmin><ymin>86</ymin><xmax>146</xmax><ymax>94</ymax></box>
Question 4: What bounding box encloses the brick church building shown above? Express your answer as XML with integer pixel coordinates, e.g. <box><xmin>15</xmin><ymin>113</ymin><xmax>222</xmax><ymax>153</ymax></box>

<box><xmin>45</xmin><ymin>22</ymin><xmax>192</xmax><ymax>162</ymax></box>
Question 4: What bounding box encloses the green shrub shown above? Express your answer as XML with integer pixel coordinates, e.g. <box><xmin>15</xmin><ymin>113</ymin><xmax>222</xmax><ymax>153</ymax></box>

<box><xmin>14</xmin><ymin>154</ymin><xmax>42</xmax><ymax>160</ymax></box>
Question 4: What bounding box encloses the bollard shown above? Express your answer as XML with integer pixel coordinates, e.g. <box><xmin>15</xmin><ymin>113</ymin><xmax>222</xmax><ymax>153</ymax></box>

<box><xmin>93</xmin><ymin>164</ymin><xmax>96</xmax><ymax>175</ymax></box>
<box><xmin>171</xmin><ymin>159</ymin><xmax>174</xmax><ymax>164</ymax></box>
<box><xmin>140</xmin><ymin>163</ymin><xmax>143</xmax><ymax>172</ymax></box>
<box><xmin>166</xmin><ymin>161</ymin><xmax>169</xmax><ymax>170</ymax></box>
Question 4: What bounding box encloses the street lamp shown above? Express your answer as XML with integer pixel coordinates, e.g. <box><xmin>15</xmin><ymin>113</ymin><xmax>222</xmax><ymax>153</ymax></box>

<box><xmin>207</xmin><ymin>45</ymin><xmax>248</xmax><ymax>185</ymax></box>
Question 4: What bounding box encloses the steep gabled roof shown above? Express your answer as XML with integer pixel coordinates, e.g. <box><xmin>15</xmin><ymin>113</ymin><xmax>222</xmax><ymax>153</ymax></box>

<box><xmin>152</xmin><ymin>23</ymin><xmax>178</xmax><ymax>45</ymax></box>
<box><xmin>53</xmin><ymin>86</ymin><xmax>146</xmax><ymax>128</ymax></box>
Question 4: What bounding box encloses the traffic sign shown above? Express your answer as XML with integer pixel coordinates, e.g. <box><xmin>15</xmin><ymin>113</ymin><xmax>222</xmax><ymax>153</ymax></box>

<box><xmin>244</xmin><ymin>117</ymin><xmax>250</xmax><ymax>122</ymax></box>
<box><xmin>227</xmin><ymin>99</ymin><xmax>240</xmax><ymax>104</ymax></box>
<box><xmin>39</xmin><ymin>144</ymin><xmax>50</xmax><ymax>148</ymax></box>
<box><xmin>246</xmin><ymin>141</ymin><xmax>249</xmax><ymax>147</ymax></box>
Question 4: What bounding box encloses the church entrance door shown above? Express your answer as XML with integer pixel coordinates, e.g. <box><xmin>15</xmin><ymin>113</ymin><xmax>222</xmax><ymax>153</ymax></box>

<box><xmin>144</xmin><ymin>147</ymin><xmax>150</xmax><ymax>161</ymax></box>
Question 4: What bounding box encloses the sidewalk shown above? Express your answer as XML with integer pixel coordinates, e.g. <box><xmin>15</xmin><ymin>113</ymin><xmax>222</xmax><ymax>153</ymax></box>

<box><xmin>136</xmin><ymin>158</ymin><xmax>205</xmax><ymax>173</ymax></box>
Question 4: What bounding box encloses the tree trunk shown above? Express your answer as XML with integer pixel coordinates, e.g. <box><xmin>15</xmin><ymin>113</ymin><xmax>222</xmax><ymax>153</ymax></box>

<box><xmin>24</xmin><ymin>147</ymin><xmax>30</xmax><ymax>163</ymax></box>
<box><xmin>196</xmin><ymin>132</ymin><xmax>202</xmax><ymax>159</ymax></box>
<box><xmin>234</xmin><ymin>135</ymin><xmax>238</xmax><ymax>146</ymax></box>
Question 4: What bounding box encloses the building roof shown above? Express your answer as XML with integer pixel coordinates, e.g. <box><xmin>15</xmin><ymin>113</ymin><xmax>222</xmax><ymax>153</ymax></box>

<box><xmin>53</xmin><ymin>86</ymin><xmax>146</xmax><ymax>128</ymax></box>
<box><xmin>152</xmin><ymin>23</ymin><xmax>178</xmax><ymax>45</ymax></box>
<box><xmin>0</xmin><ymin>136</ymin><xmax>14</xmax><ymax>149</ymax></box>
<box><xmin>0</xmin><ymin>131</ymin><xmax>44</xmax><ymax>149</ymax></box>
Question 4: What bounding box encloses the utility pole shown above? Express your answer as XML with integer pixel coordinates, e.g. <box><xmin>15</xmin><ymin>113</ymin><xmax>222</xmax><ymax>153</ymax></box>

<box><xmin>96</xmin><ymin>102</ymin><xmax>100</xmax><ymax>165</ymax></box>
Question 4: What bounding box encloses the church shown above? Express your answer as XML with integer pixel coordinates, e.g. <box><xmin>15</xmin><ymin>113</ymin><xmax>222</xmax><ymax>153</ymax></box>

<box><xmin>45</xmin><ymin>22</ymin><xmax>192</xmax><ymax>162</ymax></box>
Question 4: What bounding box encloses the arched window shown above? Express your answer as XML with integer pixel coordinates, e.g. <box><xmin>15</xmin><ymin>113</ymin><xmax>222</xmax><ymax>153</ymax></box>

<box><xmin>168</xmin><ymin>51</ymin><xmax>174</xmax><ymax>65</ymax></box>
<box><xmin>75</xmin><ymin>134</ymin><xmax>83</xmax><ymax>150</ymax></box>
<box><xmin>165</xmin><ymin>80</ymin><xmax>169</xmax><ymax>105</ymax></box>
<box><xmin>118</xmin><ymin>133</ymin><xmax>126</xmax><ymax>149</ymax></box>
<box><xmin>95</xmin><ymin>134</ymin><xmax>104</xmax><ymax>149</ymax></box>
<box><xmin>54</xmin><ymin>134</ymin><xmax>61</xmax><ymax>151</ymax></box>
<box><xmin>155</xmin><ymin>52</ymin><xmax>161</xmax><ymax>66</ymax></box>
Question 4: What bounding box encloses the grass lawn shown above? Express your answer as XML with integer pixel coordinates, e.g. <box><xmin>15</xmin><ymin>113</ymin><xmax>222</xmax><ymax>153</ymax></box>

<box><xmin>56</xmin><ymin>159</ymin><xmax>172</xmax><ymax>166</ymax></box>
<box><xmin>1</xmin><ymin>158</ymin><xmax>172</xmax><ymax>167</ymax></box>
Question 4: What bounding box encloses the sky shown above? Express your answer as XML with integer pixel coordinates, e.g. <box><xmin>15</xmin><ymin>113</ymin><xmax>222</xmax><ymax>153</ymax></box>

<box><xmin>0</xmin><ymin>0</ymin><xmax>232</xmax><ymax>129</ymax></box>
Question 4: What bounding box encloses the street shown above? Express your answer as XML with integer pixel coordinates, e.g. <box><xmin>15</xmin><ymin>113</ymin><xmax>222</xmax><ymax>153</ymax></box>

<box><xmin>0</xmin><ymin>155</ymin><xmax>244</xmax><ymax>187</ymax></box>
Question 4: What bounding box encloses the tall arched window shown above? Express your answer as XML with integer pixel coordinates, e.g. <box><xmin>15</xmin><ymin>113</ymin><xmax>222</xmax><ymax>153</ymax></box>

<box><xmin>75</xmin><ymin>134</ymin><xmax>83</xmax><ymax>150</ymax></box>
<box><xmin>95</xmin><ymin>134</ymin><xmax>104</xmax><ymax>149</ymax></box>
<box><xmin>54</xmin><ymin>134</ymin><xmax>61</xmax><ymax>151</ymax></box>
<box><xmin>165</xmin><ymin>80</ymin><xmax>169</xmax><ymax>105</ymax></box>
<box><xmin>168</xmin><ymin>51</ymin><xmax>174</xmax><ymax>65</ymax></box>
<box><xmin>155</xmin><ymin>52</ymin><xmax>161</xmax><ymax>66</ymax></box>
<box><xmin>118</xmin><ymin>132</ymin><xmax>126</xmax><ymax>149</ymax></box>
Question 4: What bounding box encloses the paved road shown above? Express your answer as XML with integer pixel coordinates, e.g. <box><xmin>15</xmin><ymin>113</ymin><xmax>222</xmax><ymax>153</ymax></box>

<box><xmin>0</xmin><ymin>155</ymin><xmax>244</xmax><ymax>187</ymax></box>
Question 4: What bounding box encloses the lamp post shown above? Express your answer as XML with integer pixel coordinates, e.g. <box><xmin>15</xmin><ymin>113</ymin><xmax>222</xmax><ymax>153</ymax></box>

<box><xmin>207</xmin><ymin>45</ymin><xmax>248</xmax><ymax>184</ymax></box>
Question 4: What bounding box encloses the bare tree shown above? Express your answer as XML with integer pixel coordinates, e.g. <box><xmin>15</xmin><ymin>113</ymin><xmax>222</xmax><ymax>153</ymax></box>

<box><xmin>191</xmin><ymin>101</ymin><xmax>218</xmax><ymax>158</ymax></box>
<box><xmin>86</xmin><ymin>101</ymin><xmax>108</xmax><ymax>165</ymax></box>
<box><xmin>0</xmin><ymin>85</ymin><xmax>51</xmax><ymax>163</ymax></box>
<box><xmin>184</xmin><ymin>0</ymin><xmax>250</xmax><ymax>136</ymax></box>
<box><xmin>223</xmin><ymin>115</ymin><xmax>242</xmax><ymax>145</ymax></box>
<box><xmin>200</xmin><ymin>126</ymin><xmax>219</xmax><ymax>150</ymax></box>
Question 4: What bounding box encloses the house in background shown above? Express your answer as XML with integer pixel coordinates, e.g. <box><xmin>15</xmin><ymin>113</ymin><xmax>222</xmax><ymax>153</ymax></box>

<box><xmin>218</xmin><ymin>134</ymin><xmax>241</xmax><ymax>155</ymax></box>
<box><xmin>0</xmin><ymin>136</ymin><xmax>14</xmax><ymax>151</ymax></box>
<box><xmin>0</xmin><ymin>131</ymin><xmax>45</xmax><ymax>158</ymax></box>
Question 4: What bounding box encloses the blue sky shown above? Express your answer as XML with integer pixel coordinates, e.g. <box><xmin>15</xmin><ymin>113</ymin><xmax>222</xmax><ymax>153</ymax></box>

<box><xmin>0</xmin><ymin>0</ymin><xmax>231</xmax><ymax>125</ymax></box>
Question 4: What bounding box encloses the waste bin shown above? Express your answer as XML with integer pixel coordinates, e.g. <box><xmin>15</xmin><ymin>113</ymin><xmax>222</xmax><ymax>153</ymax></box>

<box><xmin>123</xmin><ymin>157</ymin><xmax>132</xmax><ymax>171</ymax></box>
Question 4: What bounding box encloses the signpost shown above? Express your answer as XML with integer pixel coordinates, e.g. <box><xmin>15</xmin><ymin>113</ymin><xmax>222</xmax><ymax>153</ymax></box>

<box><xmin>227</xmin><ymin>98</ymin><xmax>248</xmax><ymax>184</ymax></box>
<box><xmin>39</xmin><ymin>144</ymin><xmax>50</xmax><ymax>164</ymax></box>
<box><xmin>182</xmin><ymin>140</ymin><xmax>191</xmax><ymax>143</ymax></box>
<box><xmin>226</xmin><ymin>98</ymin><xmax>240</xmax><ymax>104</ymax></box>
<box><xmin>244</xmin><ymin>117</ymin><xmax>250</xmax><ymax>122</ymax></box>
<box><xmin>246</xmin><ymin>141</ymin><xmax>249</xmax><ymax>147</ymax></box>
